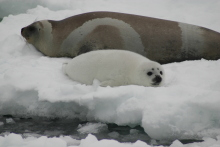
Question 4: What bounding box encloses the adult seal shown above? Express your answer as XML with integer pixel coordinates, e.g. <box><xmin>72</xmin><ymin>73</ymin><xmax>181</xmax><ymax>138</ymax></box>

<box><xmin>21</xmin><ymin>11</ymin><xmax>220</xmax><ymax>64</ymax></box>
<box><xmin>63</xmin><ymin>50</ymin><xmax>164</xmax><ymax>87</ymax></box>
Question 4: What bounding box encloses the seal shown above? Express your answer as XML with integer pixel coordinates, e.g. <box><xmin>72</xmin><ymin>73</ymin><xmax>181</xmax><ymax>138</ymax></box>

<box><xmin>63</xmin><ymin>50</ymin><xmax>164</xmax><ymax>87</ymax></box>
<box><xmin>21</xmin><ymin>11</ymin><xmax>220</xmax><ymax>64</ymax></box>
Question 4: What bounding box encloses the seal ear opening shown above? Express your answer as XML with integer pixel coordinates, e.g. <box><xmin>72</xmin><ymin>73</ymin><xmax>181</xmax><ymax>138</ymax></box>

<box><xmin>62</xmin><ymin>62</ymin><xmax>68</xmax><ymax>74</ymax></box>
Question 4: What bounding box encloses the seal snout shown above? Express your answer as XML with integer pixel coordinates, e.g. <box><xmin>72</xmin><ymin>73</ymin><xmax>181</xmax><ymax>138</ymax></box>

<box><xmin>154</xmin><ymin>75</ymin><xmax>162</xmax><ymax>83</ymax></box>
<box><xmin>21</xmin><ymin>27</ymin><xmax>27</xmax><ymax>39</ymax></box>
<box><xmin>152</xmin><ymin>75</ymin><xmax>162</xmax><ymax>86</ymax></box>
<box><xmin>21</xmin><ymin>28</ymin><xmax>24</xmax><ymax>33</ymax></box>
<box><xmin>21</xmin><ymin>26</ymin><xmax>32</xmax><ymax>40</ymax></box>
<box><xmin>21</xmin><ymin>27</ymin><xmax>25</xmax><ymax>36</ymax></box>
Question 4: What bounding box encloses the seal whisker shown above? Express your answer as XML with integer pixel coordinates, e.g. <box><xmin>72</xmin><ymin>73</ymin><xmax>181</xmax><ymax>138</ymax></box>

<box><xmin>33</xmin><ymin>17</ymin><xmax>38</xmax><ymax>23</ymax></box>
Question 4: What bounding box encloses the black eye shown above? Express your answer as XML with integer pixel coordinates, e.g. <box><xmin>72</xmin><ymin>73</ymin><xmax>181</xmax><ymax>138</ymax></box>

<box><xmin>160</xmin><ymin>71</ymin><xmax>163</xmax><ymax>75</ymax></box>
<box><xmin>147</xmin><ymin>72</ymin><xmax>153</xmax><ymax>76</ymax></box>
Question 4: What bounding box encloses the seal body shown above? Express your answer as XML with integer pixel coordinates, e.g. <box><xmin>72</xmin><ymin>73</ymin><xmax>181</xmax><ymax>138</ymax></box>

<box><xmin>21</xmin><ymin>11</ymin><xmax>220</xmax><ymax>64</ymax></box>
<box><xmin>63</xmin><ymin>50</ymin><xmax>164</xmax><ymax>87</ymax></box>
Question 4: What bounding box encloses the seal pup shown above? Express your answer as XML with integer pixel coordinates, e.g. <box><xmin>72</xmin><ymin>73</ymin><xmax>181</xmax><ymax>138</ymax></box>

<box><xmin>21</xmin><ymin>11</ymin><xmax>220</xmax><ymax>64</ymax></box>
<box><xmin>63</xmin><ymin>50</ymin><xmax>164</xmax><ymax>87</ymax></box>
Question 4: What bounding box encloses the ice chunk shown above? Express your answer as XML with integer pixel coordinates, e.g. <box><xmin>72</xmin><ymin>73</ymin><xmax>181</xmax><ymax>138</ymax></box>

<box><xmin>108</xmin><ymin>132</ymin><xmax>120</xmax><ymax>138</ymax></box>
<box><xmin>170</xmin><ymin>140</ymin><xmax>183</xmax><ymax>147</ymax></box>
<box><xmin>77</xmin><ymin>123</ymin><xmax>107</xmax><ymax>134</ymax></box>
<box><xmin>6</xmin><ymin>118</ymin><xmax>15</xmax><ymax>124</ymax></box>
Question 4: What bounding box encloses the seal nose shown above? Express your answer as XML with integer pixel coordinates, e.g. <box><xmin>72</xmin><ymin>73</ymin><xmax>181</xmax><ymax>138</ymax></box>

<box><xmin>154</xmin><ymin>75</ymin><xmax>162</xmax><ymax>83</ymax></box>
<box><xmin>21</xmin><ymin>28</ymin><xmax>24</xmax><ymax>34</ymax></box>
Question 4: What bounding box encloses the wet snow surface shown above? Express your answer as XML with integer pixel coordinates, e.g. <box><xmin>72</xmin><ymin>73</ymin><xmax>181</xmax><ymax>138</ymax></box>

<box><xmin>0</xmin><ymin>0</ymin><xmax>220</xmax><ymax>147</ymax></box>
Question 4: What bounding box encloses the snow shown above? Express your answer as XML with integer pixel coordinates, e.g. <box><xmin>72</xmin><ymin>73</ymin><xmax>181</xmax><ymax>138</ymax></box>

<box><xmin>1</xmin><ymin>134</ymin><xmax>220</xmax><ymax>147</ymax></box>
<box><xmin>0</xmin><ymin>0</ymin><xmax>220</xmax><ymax>147</ymax></box>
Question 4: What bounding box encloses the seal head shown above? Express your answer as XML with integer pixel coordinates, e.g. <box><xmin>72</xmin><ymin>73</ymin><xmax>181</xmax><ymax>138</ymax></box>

<box><xmin>21</xmin><ymin>20</ymin><xmax>54</xmax><ymax>56</ymax></box>
<box><xmin>135</xmin><ymin>61</ymin><xmax>164</xmax><ymax>87</ymax></box>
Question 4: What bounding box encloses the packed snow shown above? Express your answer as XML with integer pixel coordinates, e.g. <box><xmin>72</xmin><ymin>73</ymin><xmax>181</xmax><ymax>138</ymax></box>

<box><xmin>0</xmin><ymin>0</ymin><xmax>220</xmax><ymax>147</ymax></box>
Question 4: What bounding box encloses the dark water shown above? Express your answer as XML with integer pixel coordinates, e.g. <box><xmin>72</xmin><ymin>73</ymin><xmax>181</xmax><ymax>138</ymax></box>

<box><xmin>0</xmin><ymin>115</ymin><xmax>152</xmax><ymax>144</ymax></box>
<box><xmin>0</xmin><ymin>115</ymin><xmax>203</xmax><ymax>146</ymax></box>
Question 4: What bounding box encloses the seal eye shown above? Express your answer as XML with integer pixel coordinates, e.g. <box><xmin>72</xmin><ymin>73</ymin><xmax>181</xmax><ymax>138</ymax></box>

<box><xmin>147</xmin><ymin>72</ymin><xmax>153</xmax><ymax>76</ymax></box>
<box><xmin>160</xmin><ymin>71</ymin><xmax>163</xmax><ymax>75</ymax></box>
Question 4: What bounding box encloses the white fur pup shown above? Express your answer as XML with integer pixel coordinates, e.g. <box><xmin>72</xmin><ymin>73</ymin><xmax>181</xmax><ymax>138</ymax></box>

<box><xmin>63</xmin><ymin>50</ymin><xmax>164</xmax><ymax>87</ymax></box>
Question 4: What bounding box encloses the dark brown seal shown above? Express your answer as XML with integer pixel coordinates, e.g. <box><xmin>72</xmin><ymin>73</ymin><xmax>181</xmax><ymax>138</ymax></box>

<box><xmin>21</xmin><ymin>11</ymin><xmax>220</xmax><ymax>64</ymax></box>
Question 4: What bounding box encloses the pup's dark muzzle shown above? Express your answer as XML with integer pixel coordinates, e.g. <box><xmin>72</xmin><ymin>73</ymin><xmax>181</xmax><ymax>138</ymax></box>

<box><xmin>152</xmin><ymin>75</ymin><xmax>162</xmax><ymax>85</ymax></box>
